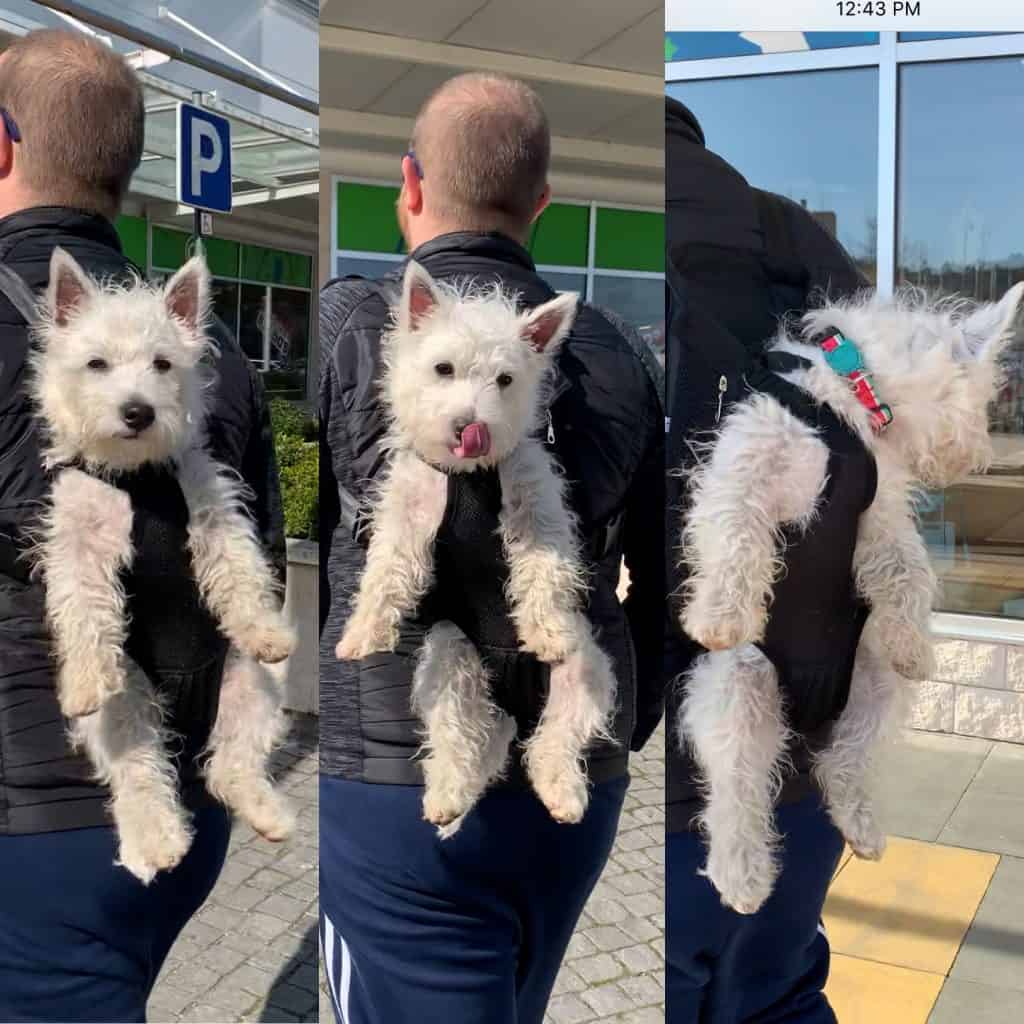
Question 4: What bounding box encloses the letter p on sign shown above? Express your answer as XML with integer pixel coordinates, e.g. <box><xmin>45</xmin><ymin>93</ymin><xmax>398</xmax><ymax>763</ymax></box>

<box><xmin>176</xmin><ymin>102</ymin><xmax>232</xmax><ymax>214</ymax></box>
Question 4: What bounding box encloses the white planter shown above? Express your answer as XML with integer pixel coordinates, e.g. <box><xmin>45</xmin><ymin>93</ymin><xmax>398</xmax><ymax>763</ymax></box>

<box><xmin>282</xmin><ymin>538</ymin><xmax>318</xmax><ymax>715</ymax></box>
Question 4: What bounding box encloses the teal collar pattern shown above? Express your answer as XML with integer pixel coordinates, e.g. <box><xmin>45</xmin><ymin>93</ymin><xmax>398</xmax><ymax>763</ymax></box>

<box><xmin>819</xmin><ymin>331</ymin><xmax>893</xmax><ymax>433</ymax></box>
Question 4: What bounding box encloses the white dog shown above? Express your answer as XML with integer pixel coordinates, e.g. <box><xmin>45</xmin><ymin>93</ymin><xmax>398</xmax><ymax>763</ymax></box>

<box><xmin>679</xmin><ymin>282</ymin><xmax>1024</xmax><ymax>914</ymax></box>
<box><xmin>336</xmin><ymin>261</ymin><xmax>616</xmax><ymax>828</ymax></box>
<box><xmin>29</xmin><ymin>247</ymin><xmax>297</xmax><ymax>883</ymax></box>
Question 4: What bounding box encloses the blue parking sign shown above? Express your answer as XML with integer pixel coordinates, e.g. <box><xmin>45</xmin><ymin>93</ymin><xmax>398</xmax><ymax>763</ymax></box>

<box><xmin>177</xmin><ymin>102</ymin><xmax>232</xmax><ymax>214</ymax></box>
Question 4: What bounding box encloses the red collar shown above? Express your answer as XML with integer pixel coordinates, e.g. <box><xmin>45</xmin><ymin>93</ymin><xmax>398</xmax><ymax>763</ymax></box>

<box><xmin>819</xmin><ymin>332</ymin><xmax>893</xmax><ymax>433</ymax></box>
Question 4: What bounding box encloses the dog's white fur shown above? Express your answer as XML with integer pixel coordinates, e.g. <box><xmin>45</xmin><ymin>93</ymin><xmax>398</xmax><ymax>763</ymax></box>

<box><xmin>679</xmin><ymin>282</ymin><xmax>1024</xmax><ymax>914</ymax></box>
<box><xmin>31</xmin><ymin>248</ymin><xmax>296</xmax><ymax>883</ymax></box>
<box><xmin>337</xmin><ymin>262</ymin><xmax>616</xmax><ymax>827</ymax></box>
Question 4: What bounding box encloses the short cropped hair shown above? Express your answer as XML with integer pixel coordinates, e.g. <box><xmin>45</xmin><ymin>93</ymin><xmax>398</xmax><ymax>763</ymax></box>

<box><xmin>411</xmin><ymin>73</ymin><xmax>550</xmax><ymax>236</ymax></box>
<box><xmin>0</xmin><ymin>29</ymin><xmax>145</xmax><ymax>220</ymax></box>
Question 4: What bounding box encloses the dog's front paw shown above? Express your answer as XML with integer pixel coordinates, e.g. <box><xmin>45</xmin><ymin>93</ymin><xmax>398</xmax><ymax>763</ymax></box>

<box><xmin>887</xmin><ymin>627</ymin><xmax>935</xmax><ymax>681</ymax></box>
<box><xmin>702</xmin><ymin>836</ymin><xmax>779</xmax><ymax>916</ymax></box>
<box><xmin>236</xmin><ymin>618</ymin><xmax>297</xmax><ymax>664</ymax></box>
<box><xmin>684</xmin><ymin>603</ymin><xmax>764</xmax><ymax>652</ymax></box>
<box><xmin>336</xmin><ymin>616</ymin><xmax>397</xmax><ymax>661</ymax></box>
<box><xmin>532</xmin><ymin>766</ymin><xmax>589</xmax><ymax>824</ymax></box>
<box><xmin>58</xmin><ymin>666</ymin><xmax>124</xmax><ymax>718</ymax></box>
<box><xmin>117</xmin><ymin>809</ymin><xmax>193</xmax><ymax>885</ymax></box>
<box><xmin>517</xmin><ymin>617</ymin><xmax>578</xmax><ymax>664</ymax></box>
<box><xmin>233</xmin><ymin>783</ymin><xmax>295</xmax><ymax>842</ymax></box>
<box><xmin>422</xmin><ymin>787</ymin><xmax>472</xmax><ymax>828</ymax></box>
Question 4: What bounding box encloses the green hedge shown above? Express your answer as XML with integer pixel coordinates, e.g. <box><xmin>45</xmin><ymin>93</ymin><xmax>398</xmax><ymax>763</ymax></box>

<box><xmin>271</xmin><ymin>399</ymin><xmax>318</xmax><ymax>540</ymax></box>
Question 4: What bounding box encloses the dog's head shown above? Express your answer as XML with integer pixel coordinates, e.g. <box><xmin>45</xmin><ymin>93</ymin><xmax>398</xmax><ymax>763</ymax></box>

<box><xmin>803</xmin><ymin>282</ymin><xmax>1024</xmax><ymax>488</ymax></box>
<box><xmin>381</xmin><ymin>261</ymin><xmax>577</xmax><ymax>470</ymax></box>
<box><xmin>31</xmin><ymin>248</ymin><xmax>213</xmax><ymax>473</ymax></box>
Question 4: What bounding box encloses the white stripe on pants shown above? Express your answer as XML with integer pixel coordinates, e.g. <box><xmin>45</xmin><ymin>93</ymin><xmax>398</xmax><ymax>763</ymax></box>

<box><xmin>321</xmin><ymin>912</ymin><xmax>353</xmax><ymax>1024</ymax></box>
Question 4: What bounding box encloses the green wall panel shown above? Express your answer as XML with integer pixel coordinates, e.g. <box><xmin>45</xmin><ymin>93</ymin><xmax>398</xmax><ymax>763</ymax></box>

<box><xmin>204</xmin><ymin>237</ymin><xmax>240</xmax><ymax>279</ymax></box>
<box><xmin>336</xmin><ymin>182</ymin><xmax>405</xmax><ymax>254</ymax></box>
<box><xmin>527</xmin><ymin>203</ymin><xmax>589</xmax><ymax>267</ymax></box>
<box><xmin>594</xmin><ymin>208</ymin><xmax>664</xmax><ymax>273</ymax></box>
<box><xmin>152</xmin><ymin>226</ymin><xmax>190</xmax><ymax>271</ymax></box>
<box><xmin>116</xmin><ymin>215</ymin><xmax>147</xmax><ymax>270</ymax></box>
<box><xmin>241</xmin><ymin>245</ymin><xmax>312</xmax><ymax>288</ymax></box>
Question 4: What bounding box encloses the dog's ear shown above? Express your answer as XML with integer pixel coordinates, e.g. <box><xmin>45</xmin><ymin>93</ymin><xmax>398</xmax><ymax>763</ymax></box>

<box><xmin>960</xmin><ymin>282</ymin><xmax>1024</xmax><ymax>362</ymax></box>
<box><xmin>47</xmin><ymin>248</ymin><xmax>96</xmax><ymax>328</ymax></box>
<box><xmin>399</xmin><ymin>261</ymin><xmax>442</xmax><ymax>334</ymax></box>
<box><xmin>521</xmin><ymin>293</ymin><xmax>578</xmax><ymax>354</ymax></box>
<box><xmin>163</xmin><ymin>252</ymin><xmax>211</xmax><ymax>340</ymax></box>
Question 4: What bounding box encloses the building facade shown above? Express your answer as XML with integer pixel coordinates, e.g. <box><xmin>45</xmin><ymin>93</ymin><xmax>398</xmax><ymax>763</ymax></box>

<box><xmin>0</xmin><ymin>0</ymin><xmax>319</xmax><ymax>401</ymax></box>
<box><xmin>667</xmin><ymin>31</ymin><xmax>1024</xmax><ymax>742</ymax></box>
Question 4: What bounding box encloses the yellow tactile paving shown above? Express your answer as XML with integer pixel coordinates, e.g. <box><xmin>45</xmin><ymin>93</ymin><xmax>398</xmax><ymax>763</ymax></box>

<box><xmin>825</xmin><ymin>954</ymin><xmax>945</xmax><ymax>1024</ymax></box>
<box><xmin>823</xmin><ymin>837</ymin><xmax>998</xmax><ymax>975</ymax></box>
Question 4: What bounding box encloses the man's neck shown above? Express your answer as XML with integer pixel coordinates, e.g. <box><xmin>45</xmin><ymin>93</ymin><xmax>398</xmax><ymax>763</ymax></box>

<box><xmin>404</xmin><ymin>221</ymin><xmax>526</xmax><ymax>253</ymax></box>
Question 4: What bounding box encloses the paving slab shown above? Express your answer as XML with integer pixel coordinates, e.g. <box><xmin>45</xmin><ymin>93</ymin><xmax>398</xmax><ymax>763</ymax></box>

<box><xmin>875</xmin><ymin>730</ymin><xmax>991</xmax><ymax>841</ymax></box>
<box><xmin>823</xmin><ymin>837</ymin><xmax>998</xmax><ymax>975</ymax></box>
<box><xmin>826</xmin><ymin>954</ymin><xmax>943</xmax><ymax>1024</ymax></box>
<box><xmin>928</xmin><ymin>979</ymin><xmax>1024</xmax><ymax>1024</ymax></box>
<box><xmin>150</xmin><ymin>714</ymin><xmax>318</xmax><ymax>1024</ymax></box>
<box><xmin>940</xmin><ymin>742</ymin><xmax>1024</xmax><ymax>857</ymax></box>
<box><xmin>949</xmin><ymin>854</ymin><xmax>1024</xmax><ymax>992</ymax></box>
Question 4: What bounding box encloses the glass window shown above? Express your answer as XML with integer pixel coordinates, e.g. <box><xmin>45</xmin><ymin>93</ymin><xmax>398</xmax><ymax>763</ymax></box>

<box><xmin>528</xmin><ymin>204</ymin><xmax>589</xmax><ymax>268</ymax></box>
<box><xmin>899</xmin><ymin>58</ymin><xmax>1024</xmax><ymax>620</ymax></box>
<box><xmin>538</xmin><ymin>271</ymin><xmax>587</xmax><ymax>296</ymax></box>
<box><xmin>334</xmin><ymin>256</ymin><xmax>404</xmax><ymax>282</ymax></box>
<box><xmin>665</xmin><ymin>31</ymin><xmax>879</xmax><ymax>63</ymax></box>
<box><xmin>592</xmin><ymin>275</ymin><xmax>664</xmax><ymax>337</ymax></box>
<box><xmin>239</xmin><ymin>284</ymin><xmax>268</xmax><ymax>367</ymax></box>
<box><xmin>265</xmin><ymin>289</ymin><xmax>311</xmax><ymax>400</ymax></box>
<box><xmin>668</xmin><ymin>68</ymin><xmax>879</xmax><ymax>282</ymax></box>
<box><xmin>336</xmin><ymin>182</ymin><xmax>405</xmax><ymax>255</ymax></box>
<box><xmin>211</xmin><ymin>279</ymin><xmax>240</xmax><ymax>339</ymax></box>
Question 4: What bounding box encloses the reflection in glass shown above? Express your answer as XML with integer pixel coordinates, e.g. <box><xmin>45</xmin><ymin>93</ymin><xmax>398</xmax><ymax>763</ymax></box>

<box><xmin>899</xmin><ymin>58</ymin><xmax>1024</xmax><ymax>619</ymax></box>
<box><xmin>335</xmin><ymin>256</ymin><xmax>403</xmax><ymax>282</ymax></box>
<box><xmin>667</xmin><ymin>69</ymin><xmax>879</xmax><ymax>282</ymax></box>
<box><xmin>538</xmin><ymin>271</ymin><xmax>587</xmax><ymax>297</ymax></box>
<box><xmin>239</xmin><ymin>284</ymin><xmax>267</xmax><ymax>367</ymax></box>
<box><xmin>266</xmin><ymin>289</ymin><xmax>311</xmax><ymax>399</ymax></box>
<box><xmin>210</xmin><ymin>279</ymin><xmax>239</xmax><ymax>339</ymax></box>
<box><xmin>592</xmin><ymin>275</ymin><xmax>665</xmax><ymax>363</ymax></box>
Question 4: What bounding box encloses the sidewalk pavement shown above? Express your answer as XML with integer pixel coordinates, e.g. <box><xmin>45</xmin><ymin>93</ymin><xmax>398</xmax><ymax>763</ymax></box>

<box><xmin>823</xmin><ymin>729</ymin><xmax>1024</xmax><ymax>1024</ymax></box>
<box><xmin>148</xmin><ymin>714</ymin><xmax>319</xmax><ymax>1024</ymax></box>
<box><xmin>544</xmin><ymin>722</ymin><xmax>666</xmax><ymax>1024</ymax></box>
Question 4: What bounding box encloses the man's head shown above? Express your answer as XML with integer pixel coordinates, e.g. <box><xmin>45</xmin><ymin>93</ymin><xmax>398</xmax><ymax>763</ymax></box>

<box><xmin>397</xmin><ymin>73</ymin><xmax>552</xmax><ymax>249</ymax></box>
<box><xmin>0</xmin><ymin>29</ymin><xmax>144</xmax><ymax>221</ymax></box>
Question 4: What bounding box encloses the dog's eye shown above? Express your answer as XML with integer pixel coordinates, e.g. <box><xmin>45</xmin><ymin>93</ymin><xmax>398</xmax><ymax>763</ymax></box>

<box><xmin>86</xmin><ymin>358</ymin><xmax>108</xmax><ymax>371</ymax></box>
<box><xmin>153</xmin><ymin>358</ymin><xmax>172</xmax><ymax>373</ymax></box>
<box><xmin>435</xmin><ymin>362</ymin><xmax>454</xmax><ymax>377</ymax></box>
<box><xmin>496</xmin><ymin>373</ymin><xmax>514</xmax><ymax>389</ymax></box>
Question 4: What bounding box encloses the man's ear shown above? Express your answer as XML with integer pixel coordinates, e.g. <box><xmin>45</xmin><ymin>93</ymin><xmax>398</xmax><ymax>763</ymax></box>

<box><xmin>529</xmin><ymin>183</ymin><xmax>552</xmax><ymax>225</ymax></box>
<box><xmin>398</xmin><ymin>260</ymin><xmax>442</xmax><ymax>334</ymax></box>
<box><xmin>960</xmin><ymin>281</ymin><xmax>1024</xmax><ymax>362</ymax></box>
<box><xmin>47</xmin><ymin>247</ymin><xmax>96</xmax><ymax>328</ymax></box>
<box><xmin>521</xmin><ymin>292</ymin><xmax>578</xmax><ymax>354</ymax></box>
<box><xmin>400</xmin><ymin>154</ymin><xmax>424</xmax><ymax>216</ymax></box>
<box><xmin>163</xmin><ymin>252</ymin><xmax>211</xmax><ymax>338</ymax></box>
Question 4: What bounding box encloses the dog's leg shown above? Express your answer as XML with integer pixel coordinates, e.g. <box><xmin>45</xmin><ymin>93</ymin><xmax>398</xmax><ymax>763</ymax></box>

<box><xmin>337</xmin><ymin>452</ymin><xmax>448</xmax><ymax>660</ymax></box>
<box><xmin>39</xmin><ymin>469</ymin><xmax>134</xmax><ymax>717</ymax></box>
<box><xmin>814</xmin><ymin>641</ymin><xmax>905</xmax><ymax>860</ymax></box>
<box><xmin>70</xmin><ymin>659</ymin><xmax>192</xmax><ymax>884</ymax></box>
<box><xmin>524</xmin><ymin>618</ymin><xmax>617</xmax><ymax>823</ymax></box>
<box><xmin>204</xmin><ymin>650</ymin><xmax>295</xmax><ymax>841</ymax></box>
<box><xmin>498</xmin><ymin>440</ymin><xmax>586</xmax><ymax>663</ymax></box>
<box><xmin>177</xmin><ymin>446</ymin><xmax>296</xmax><ymax>665</ymax></box>
<box><xmin>853</xmin><ymin>469</ymin><xmax>937</xmax><ymax>680</ymax></box>
<box><xmin>681</xmin><ymin>646</ymin><xmax>790</xmax><ymax>915</ymax></box>
<box><xmin>413</xmin><ymin>621</ymin><xmax>516</xmax><ymax>828</ymax></box>
<box><xmin>681</xmin><ymin>395</ymin><xmax>829</xmax><ymax>650</ymax></box>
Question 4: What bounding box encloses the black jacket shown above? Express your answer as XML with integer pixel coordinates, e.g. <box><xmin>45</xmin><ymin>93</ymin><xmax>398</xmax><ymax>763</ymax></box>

<box><xmin>665</xmin><ymin>99</ymin><xmax>870</xmax><ymax>831</ymax></box>
<box><xmin>0</xmin><ymin>207</ymin><xmax>285</xmax><ymax>835</ymax></box>
<box><xmin>319</xmin><ymin>231</ymin><xmax>664</xmax><ymax>785</ymax></box>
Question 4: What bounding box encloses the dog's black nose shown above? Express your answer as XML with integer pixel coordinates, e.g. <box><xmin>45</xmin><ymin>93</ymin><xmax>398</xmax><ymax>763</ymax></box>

<box><xmin>120</xmin><ymin>401</ymin><xmax>155</xmax><ymax>432</ymax></box>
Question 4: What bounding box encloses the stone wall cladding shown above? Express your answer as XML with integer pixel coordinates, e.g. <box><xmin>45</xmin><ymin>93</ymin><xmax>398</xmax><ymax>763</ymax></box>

<box><xmin>906</xmin><ymin>638</ymin><xmax>1024</xmax><ymax>744</ymax></box>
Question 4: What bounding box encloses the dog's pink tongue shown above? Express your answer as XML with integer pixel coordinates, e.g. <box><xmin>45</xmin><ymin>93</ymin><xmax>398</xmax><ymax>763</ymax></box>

<box><xmin>454</xmin><ymin>422</ymin><xmax>490</xmax><ymax>459</ymax></box>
